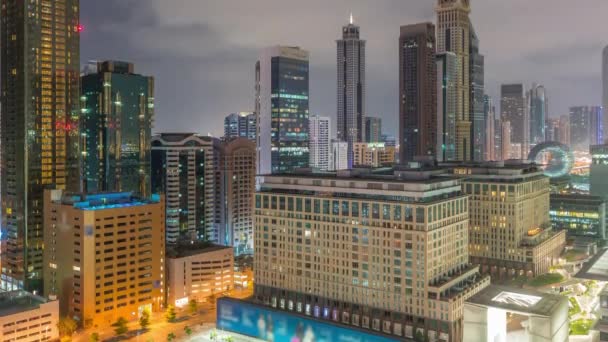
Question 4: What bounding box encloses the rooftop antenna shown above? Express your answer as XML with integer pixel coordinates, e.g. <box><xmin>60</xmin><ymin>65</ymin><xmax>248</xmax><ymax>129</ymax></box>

<box><xmin>349</xmin><ymin>12</ymin><xmax>353</xmax><ymax>25</ymax></box>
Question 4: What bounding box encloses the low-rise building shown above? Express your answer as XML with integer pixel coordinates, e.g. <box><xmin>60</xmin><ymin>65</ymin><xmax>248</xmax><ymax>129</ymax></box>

<box><xmin>353</xmin><ymin>142</ymin><xmax>396</xmax><ymax>167</ymax></box>
<box><xmin>0</xmin><ymin>291</ymin><xmax>59</xmax><ymax>342</ymax></box>
<box><xmin>550</xmin><ymin>194</ymin><xmax>606</xmax><ymax>241</ymax></box>
<box><xmin>43</xmin><ymin>190</ymin><xmax>165</xmax><ymax>328</ymax></box>
<box><xmin>166</xmin><ymin>244</ymin><xmax>233</xmax><ymax>308</ymax></box>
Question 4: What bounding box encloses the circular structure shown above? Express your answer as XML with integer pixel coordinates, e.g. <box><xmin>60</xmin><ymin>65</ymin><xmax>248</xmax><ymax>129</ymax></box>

<box><xmin>527</xmin><ymin>142</ymin><xmax>574</xmax><ymax>179</ymax></box>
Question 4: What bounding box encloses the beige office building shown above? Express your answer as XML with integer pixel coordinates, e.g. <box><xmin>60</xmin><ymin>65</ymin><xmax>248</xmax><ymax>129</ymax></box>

<box><xmin>353</xmin><ymin>142</ymin><xmax>396</xmax><ymax>167</ymax></box>
<box><xmin>254</xmin><ymin>169</ymin><xmax>489</xmax><ymax>341</ymax></box>
<box><xmin>43</xmin><ymin>190</ymin><xmax>165</xmax><ymax>328</ymax></box>
<box><xmin>0</xmin><ymin>291</ymin><xmax>59</xmax><ymax>342</ymax></box>
<box><xmin>448</xmin><ymin>162</ymin><xmax>566</xmax><ymax>277</ymax></box>
<box><xmin>166</xmin><ymin>244</ymin><xmax>233</xmax><ymax>308</ymax></box>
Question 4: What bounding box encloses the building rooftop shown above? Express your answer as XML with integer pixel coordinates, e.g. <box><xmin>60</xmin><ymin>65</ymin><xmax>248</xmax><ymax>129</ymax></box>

<box><xmin>550</xmin><ymin>193</ymin><xmax>605</xmax><ymax>205</ymax></box>
<box><xmin>466</xmin><ymin>285</ymin><xmax>566</xmax><ymax>317</ymax></box>
<box><xmin>575</xmin><ymin>248</ymin><xmax>608</xmax><ymax>281</ymax></box>
<box><xmin>0</xmin><ymin>291</ymin><xmax>50</xmax><ymax>317</ymax></box>
<box><xmin>53</xmin><ymin>192</ymin><xmax>161</xmax><ymax>211</ymax></box>
<box><xmin>167</xmin><ymin>242</ymin><xmax>233</xmax><ymax>259</ymax></box>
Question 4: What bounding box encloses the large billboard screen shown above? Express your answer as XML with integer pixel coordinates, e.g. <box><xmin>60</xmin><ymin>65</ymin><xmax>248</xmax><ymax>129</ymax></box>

<box><xmin>217</xmin><ymin>298</ymin><xmax>399</xmax><ymax>342</ymax></box>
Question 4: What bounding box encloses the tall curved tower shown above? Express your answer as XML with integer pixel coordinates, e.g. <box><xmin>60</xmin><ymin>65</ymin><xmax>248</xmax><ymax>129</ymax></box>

<box><xmin>436</xmin><ymin>0</ymin><xmax>472</xmax><ymax>161</ymax></box>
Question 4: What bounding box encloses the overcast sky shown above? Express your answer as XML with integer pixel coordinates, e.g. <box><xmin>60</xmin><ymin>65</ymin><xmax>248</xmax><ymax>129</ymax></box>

<box><xmin>81</xmin><ymin>0</ymin><xmax>608</xmax><ymax>138</ymax></box>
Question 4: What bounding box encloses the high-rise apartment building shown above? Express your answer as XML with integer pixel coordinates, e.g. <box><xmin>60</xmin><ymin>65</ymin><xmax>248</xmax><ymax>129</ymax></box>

<box><xmin>528</xmin><ymin>84</ymin><xmax>547</xmax><ymax>145</ymax></box>
<box><xmin>501</xmin><ymin>121</ymin><xmax>511</xmax><ymax>161</ymax></box>
<box><xmin>436</xmin><ymin>52</ymin><xmax>458</xmax><ymax>162</ymax></box>
<box><xmin>254</xmin><ymin>170</ymin><xmax>490</xmax><ymax>341</ymax></box>
<box><xmin>1</xmin><ymin>0</ymin><xmax>81</xmax><ymax>292</ymax></box>
<box><xmin>602</xmin><ymin>46</ymin><xmax>608</xmax><ymax>141</ymax></box>
<box><xmin>43</xmin><ymin>190</ymin><xmax>165</xmax><ymax>327</ymax></box>
<box><xmin>570</xmin><ymin>106</ymin><xmax>603</xmax><ymax>152</ymax></box>
<box><xmin>220</xmin><ymin>138</ymin><xmax>256</xmax><ymax>255</ymax></box>
<box><xmin>353</xmin><ymin>143</ymin><xmax>396</xmax><ymax>168</ymax></box>
<box><xmin>470</xmin><ymin>24</ymin><xmax>485</xmax><ymax>162</ymax></box>
<box><xmin>365</xmin><ymin>117</ymin><xmax>382</xmax><ymax>143</ymax></box>
<box><xmin>309</xmin><ymin>115</ymin><xmax>331</xmax><ymax>171</ymax></box>
<box><xmin>337</xmin><ymin>15</ymin><xmax>366</xmax><ymax>168</ymax></box>
<box><xmin>436</xmin><ymin>0</ymin><xmax>472</xmax><ymax>161</ymax></box>
<box><xmin>256</xmin><ymin>46</ymin><xmax>309</xmax><ymax>174</ymax></box>
<box><xmin>501</xmin><ymin>84</ymin><xmax>527</xmax><ymax>156</ymax></box>
<box><xmin>449</xmin><ymin>163</ymin><xmax>566</xmax><ymax>276</ymax></box>
<box><xmin>81</xmin><ymin>61</ymin><xmax>154</xmax><ymax>197</ymax></box>
<box><xmin>330</xmin><ymin>140</ymin><xmax>348</xmax><ymax>171</ymax></box>
<box><xmin>224</xmin><ymin>112</ymin><xmax>256</xmax><ymax>141</ymax></box>
<box><xmin>151</xmin><ymin>134</ymin><xmax>222</xmax><ymax>244</ymax></box>
<box><xmin>399</xmin><ymin>23</ymin><xmax>437</xmax><ymax>162</ymax></box>
<box><xmin>484</xmin><ymin>96</ymin><xmax>496</xmax><ymax>161</ymax></box>
<box><xmin>558</xmin><ymin>115</ymin><xmax>571</xmax><ymax>147</ymax></box>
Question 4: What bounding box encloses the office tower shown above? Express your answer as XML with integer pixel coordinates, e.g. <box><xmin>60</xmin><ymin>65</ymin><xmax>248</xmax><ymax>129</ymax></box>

<box><xmin>494</xmin><ymin>119</ymin><xmax>503</xmax><ymax>161</ymax></box>
<box><xmin>167</xmin><ymin>244</ymin><xmax>234</xmax><ymax>308</ymax></box>
<box><xmin>545</xmin><ymin>118</ymin><xmax>559</xmax><ymax>142</ymax></box>
<box><xmin>254</xmin><ymin>170</ymin><xmax>490</xmax><ymax>341</ymax></box>
<box><xmin>436</xmin><ymin>53</ymin><xmax>458</xmax><ymax>161</ymax></box>
<box><xmin>550</xmin><ymin>194</ymin><xmax>606</xmax><ymax>241</ymax></box>
<box><xmin>570</xmin><ymin>106</ymin><xmax>603</xmax><ymax>152</ymax></box>
<box><xmin>330</xmin><ymin>140</ymin><xmax>348</xmax><ymax>171</ymax></box>
<box><xmin>0</xmin><ymin>291</ymin><xmax>59</xmax><ymax>341</ymax></box>
<box><xmin>256</xmin><ymin>46</ymin><xmax>309</xmax><ymax>174</ymax></box>
<box><xmin>308</xmin><ymin>115</ymin><xmax>331</xmax><ymax>171</ymax></box>
<box><xmin>399</xmin><ymin>23</ymin><xmax>437</xmax><ymax>162</ymax></box>
<box><xmin>470</xmin><ymin>24</ymin><xmax>485</xmax><ymax>161</ymax></box>
<box><xmin>1</xmin><ymin>0</ymin><xmax>81</xmax><ymax>292</ymax></box>
<box><xmin>151</xmin><ymin>134</ymin><xmax>222</xmax><ymax>244</ymax></box>
<box><xmin>603</xmin><ymin>46</ymin><xmax>608</xmax><ymax>141</ymax></box>
<box><xmin>365</xmin><ymin>117</ymin><xmax>382</xmax><ymax>143</ymax></box>
<box><xmin>558</xmin><ymin>115</ymin><xmax>571</xmax><ymax>146</ymax></box>
<box><xmin>591</xmin><ymin>145</ymin><xmax>608</xmax><ymax>198</ymax></box>
<box><xmin>220</xmin><ymin>138</ymin><xmax>256</xmax><ymax>255</ymax></box>
<box><xmin>452</xmin><ymin>163</ymin><xmax>566</xmax><ymax>276</ymax></box>
<box><xmin>353</xmin><ymin>143</ymin><xmax>396</xmax><ymax>168</ymax></box>
<box><xmin>81</xmin><ymin>61</ymin><xmax>154</xmax><ymax>197</ymax></box>
<box><xmin>528</xmin><ymin>84</ymin><xmax>547</xmax><ymax>145</ymax></box>
<box><xmin>484</xmin><ymin>96</ymin><xmax>496</xmax><ymax>161</ymax></box>
<box><xmin>382</xmin><ymin>134</ymin><xmax>397</xmax><ymax>147</ymax></box>
<box><xmin>224</xmin><ymin>112</ymin><xmax>256</xmax><ymax>141</ymax></box>
<box><xmin>337</xmin><ymin>15</ymin><xmax>366</xmax><ymax>168</ymax></box>
<box><xmin>501</xmin><ymin>121</ymin><xmax>511</xmax><ymax>161</ymax></box>
<box><xmin>436</xmin><ymin>0</ymin><xmax>472</xmax><ymax>161</ymax></box>
<box><xmin>501</xmin><ymin>84</ymin><xmax>527</xmax><ymax>155</ymax></box>
<box><xmin>43</xmin><ymin>190</ymin><xmax>165</xmax><ymax>327</ymax></box>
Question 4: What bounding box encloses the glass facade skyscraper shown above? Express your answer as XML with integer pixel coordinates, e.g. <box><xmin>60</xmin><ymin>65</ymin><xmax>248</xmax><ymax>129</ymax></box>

<box><xmin>1</xmin><ymin>0</ymin><xmax>81</xmax><ymax>292</ymax></box>
<box><xmin>528</xmin><ymin>84</ymin><xmax>548</xmax><ymax>145</ymax></box>
<box><xmin>469</xmin><ymin>24</ymin><xmax>485</xmax><ymax>161</ymax></box>
<box><xmin>436</xmin><ymin>52</ymin><xmax>458</xmax><ymax>162</ymax></box>
<box><xmin>81</xmin><ymin>61</ymin><xmax>154</xmax><ymax>197</ymax></box>
<box><xmin>256</xmin><ymin>46</ymin><xmax>310</xmax><ymax>174</ymax></box>
<box><xmin>224</xmin><ymin>112</ymin><xmax>256</xmax><ymax>141</ymax></box>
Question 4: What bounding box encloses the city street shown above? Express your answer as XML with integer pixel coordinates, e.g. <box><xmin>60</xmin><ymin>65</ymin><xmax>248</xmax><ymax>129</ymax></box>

<box><xmin>72</xmin><ymin>288</ymin><xmax>252</xmax><ymax>342</ymax></box>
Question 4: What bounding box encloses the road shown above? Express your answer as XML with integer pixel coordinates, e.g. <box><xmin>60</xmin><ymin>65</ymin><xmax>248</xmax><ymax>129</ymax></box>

<box><xmin>72</xmin><ymin>288</ymin><xmax>252</xmax><ymax>342</ymax></box>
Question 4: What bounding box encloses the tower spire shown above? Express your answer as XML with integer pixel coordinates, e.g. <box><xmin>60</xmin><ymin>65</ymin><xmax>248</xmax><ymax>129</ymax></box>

<box><xmin>349</xmin><ymin>12</ymin><xmax>353</xmax><ymax>25</ymax></box>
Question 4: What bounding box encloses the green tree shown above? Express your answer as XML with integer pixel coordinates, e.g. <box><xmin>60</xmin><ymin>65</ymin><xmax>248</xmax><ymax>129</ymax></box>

<box><xmin>57</xmin><ymin>316</ymin><xmax>78</xmax><ymax>338</ymax></box>
<box><xmin>189</xmin><ymin>299</ymin><xmax>198</xmax><ymax>315</ymax></box>
<box><xmin>165</xmin><ymin>305</ymin><xmax>177</xmax><ymax>322</ymax></box>
<box><xmin>139</xmin><ymin>309</ymin><xmax>151</xmax><ymax>330</ymax></box>
<box><xmin>223</xmin><ymin>336</ymin><xmax>235</xmax><ymax>342</ymax></box>
<box><xmin>184</xmin><ymin>325</ymin><xmax>192</xmax><ymax>336</ymax></box>
<box><xmin>167</xmin><ymin>332</ymin><xmax>176</xmax><ymax>341</ymax></box>
<box><xmin>89</xmin><ymin>332</ymin><xmax>100</xmax><ymax>342</ymax></box>
<box><xmin>112</xmin><ymin>317</ymin><xmax>129</xmax><ymax>336</ymax></box>
<box><xmin>210</xmin><ymin>330</ymin><xmax>218</xmax><ymax>341</ymax></box>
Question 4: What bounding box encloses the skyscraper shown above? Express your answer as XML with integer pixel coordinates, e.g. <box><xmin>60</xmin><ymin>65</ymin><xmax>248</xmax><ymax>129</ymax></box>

<box><xmin>602</xmin><ymin>46</ymin><xmax>608</xmax><ymax>141</ymax></box>
<box><xmin>81</xmin><ymin>61</ymin><xmax>154</xmax><ymax>197</ymax></box>
<box><xmin>151</xmin><ymin>134</ymin><xmax>222</xmax><ymax>244</ymax></box>
<box><xmin>469</xmin><ymin>23</ymin><xmax>485</xmax><ymax>161</ymax></box>
<box><xmin>256</xmin><ymin>46</ymin><xmax>310</xmax><ymax>174</ymax></box>
<box><xmin>330</xmin><ymin>140</ymin><xmax>348</xmax><ymax>171</ymax></box>
<box><xmin>501</xmin><ymin>84</ymin><xmax>527</xmax><ymax>155</ymax></box>
<box><xmin>570</xmin><ymin>106</ymin><xmax>603</xmax><ymax>152</ymax></box>
<box><xmin>436</xmin><ymin>0</ymin><xmax>472</xmax><ymax>161</ymax></box>
<box><xmin>501</xmin><ymin>120</ymin><xmax>512</xmax><ymax>161</ymax></box>
<box><xmin>484</xmin><ymin>95</ymin><xmax>496</xmax><ymax>161</ymax></box>
<box><xmin>337</xmin><ymin>15</ymin><xmax>366</xmax><ymax>168</ymax></box>
<box><xmin>1</xmin><ymin>0</ymin><xmax>81</xmax><ymax>292</ymax></box>
<box><xmin>308</xmin><ymin>115</ymin><xmax>331</xmax><ymax>171</ymax></box>
<box><xmin>528</xmin><ymin>84</ymin><xmax>548</xmax><ymax>145</ymax></box>
<box><xmin>365</xmin><ymin>116</ymin><xmax>382</xmax><ymax>143</ymax></box>
<box><xmin>224</xmin><ymin>112</ymin><xmax>256</xmax><ymax>141</ymax></box>
<box><xmin>436</xmin><ymin>52</ymin><xmax>458</xmax><ymax>161</ymax></box>
<box><xmin>399</xmin><ymin>23</ymin><xmax>437</xmax><ymax>162</ymax></box>
<box><xmin>558</xmin><ymin>115</ymin><xmax>571</xmax><ymax>147</ymax></box>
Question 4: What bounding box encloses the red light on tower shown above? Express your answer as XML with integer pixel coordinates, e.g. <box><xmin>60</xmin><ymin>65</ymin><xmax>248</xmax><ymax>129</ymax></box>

<box><xmin>77</xmin><ymin>24</ymin><xmax>84</xmax><ymax>33</ymax></box>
